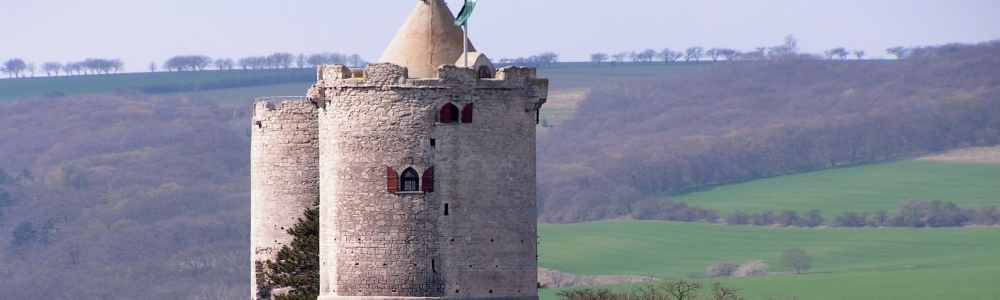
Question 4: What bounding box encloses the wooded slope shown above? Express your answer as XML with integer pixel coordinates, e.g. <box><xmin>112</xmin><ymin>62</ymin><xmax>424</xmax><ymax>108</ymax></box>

<box><xmin>538</xmin><ymin>41</ymin><xmax>1000</xmax><ymax>223</ymax></box>
<box><xmin>0</xmin><ymin>92</ymin><xmax>251</xmax><ymax>299</ymax></box>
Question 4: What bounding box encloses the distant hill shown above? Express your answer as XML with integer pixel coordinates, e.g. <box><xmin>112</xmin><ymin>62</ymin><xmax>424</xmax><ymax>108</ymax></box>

<box><xmin>0</xmin><ymin>93</ymin><xmax>251</xmax><ymax>299</ymax></box>
<box><xmin>538</xmin><ymin>41</ymin><xmax>1000</xmax><ymax>223</ymax></box>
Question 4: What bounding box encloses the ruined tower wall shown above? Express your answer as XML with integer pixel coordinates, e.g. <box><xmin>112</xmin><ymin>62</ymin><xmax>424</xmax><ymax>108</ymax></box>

<box><xmin>316</xmin><ymin>63</ymin><xmax>546</xmax><ymax>300</ymax></box>
<box><xmin>250</xmin><ymin>100</ymin><xmax>320</xmax><ymax>299</ymax></box>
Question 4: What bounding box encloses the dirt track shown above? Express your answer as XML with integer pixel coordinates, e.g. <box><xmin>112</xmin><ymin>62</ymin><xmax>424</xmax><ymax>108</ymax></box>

<box><xmin>916</xmin><ymin>146</ymin><xmax>1000</xmax><ymax>163</ymax></box>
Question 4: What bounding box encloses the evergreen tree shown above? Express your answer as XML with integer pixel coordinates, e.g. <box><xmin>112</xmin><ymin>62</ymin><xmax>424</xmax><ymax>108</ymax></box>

<box><xmin>263</xmin><ymin>200</ymin><xmax>320</xmax><ymax>300</ymax></box>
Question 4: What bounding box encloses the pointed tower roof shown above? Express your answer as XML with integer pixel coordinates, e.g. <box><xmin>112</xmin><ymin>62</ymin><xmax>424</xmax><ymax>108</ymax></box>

<box><xmin>379</xmin><ymin>0</ymin><xmax>477</xmax><ymax>78</ymax></box>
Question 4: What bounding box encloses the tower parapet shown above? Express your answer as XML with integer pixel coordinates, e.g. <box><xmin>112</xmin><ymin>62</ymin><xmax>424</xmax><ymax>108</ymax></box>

<box><xmin>250</xmin><ymin>99</ymin><xmax>320</xmax><ymax>299</ymax></box>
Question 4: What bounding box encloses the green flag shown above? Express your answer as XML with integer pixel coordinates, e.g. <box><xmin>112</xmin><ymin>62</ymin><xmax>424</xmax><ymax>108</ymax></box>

<box><xmin>454</xmin><ymin>0</ymin><xmax>477</xmax><ymax>27</ymax></box>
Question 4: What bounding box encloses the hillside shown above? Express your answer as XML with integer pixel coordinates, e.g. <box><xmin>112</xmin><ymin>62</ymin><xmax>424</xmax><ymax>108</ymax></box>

<box><xmin>538</xmin><ymin>220</ymin><xmax>1000</xmax><ymax>300</ymax></box>
<box><xmin>538</xmin><ymin>41</ymin><xmax>1000</xmax><ymax>223</ymax></box>
<box><xmin>0</xmin><ymin>93</ymin><xmax>252</xmax><ymax>299</ymax></box>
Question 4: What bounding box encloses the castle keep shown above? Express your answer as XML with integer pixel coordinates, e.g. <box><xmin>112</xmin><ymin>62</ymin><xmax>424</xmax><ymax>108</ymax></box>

<box><xmin>250</xmin><ymin>1</ymin><xmax>548</xmax><ymax>299</ymax></box>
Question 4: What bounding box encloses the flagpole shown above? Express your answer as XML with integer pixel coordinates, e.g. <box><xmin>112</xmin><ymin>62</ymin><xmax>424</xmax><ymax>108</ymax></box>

<box><xmin>463</xmin><ymin>21</ymin><xmax>469</xmax><ymax>67</ymax></box>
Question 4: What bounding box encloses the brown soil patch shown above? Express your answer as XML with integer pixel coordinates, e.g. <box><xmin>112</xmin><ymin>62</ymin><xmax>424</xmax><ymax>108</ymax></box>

<box><xmin>544</xmin><ymin>89</ymin><xmax>588</xmax><ymax>109</ymax></box>
<box><xmin>916</xmin><ymin>146</ymin><xmax>1000</xmax><ymax>163</ymax></box>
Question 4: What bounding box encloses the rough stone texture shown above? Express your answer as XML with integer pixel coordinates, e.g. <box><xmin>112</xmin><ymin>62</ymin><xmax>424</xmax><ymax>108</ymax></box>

<box><xmin>251</xmin><ymin>61</ymin><xmax>547</xmax><ymax>300</ymax></box>
<box><xmin>250</xmin><ymin>100</ymin><xmax>320</xmax><ymax>299</ymax></box>
<box><xmin>316</xmin><ymin>63</ymin><xmax>546</xmax><ymax>300</ymax></box>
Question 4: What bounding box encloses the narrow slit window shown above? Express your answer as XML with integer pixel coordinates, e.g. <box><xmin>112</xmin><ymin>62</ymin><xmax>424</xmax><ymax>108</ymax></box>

<box><xmin>400</xmin><ymin>168</ymin><xmax>419</xmax><ymax>191</ymax></box>
<box><xmin>444</xmin><ymin>203</ymin><xmax>449</xmax><ymax>215</ymax></box>
<box><xmin>432</xmin><ymin>259</ymin><xmax>437</xmax><ymax>273</ymax></box>
<box><xmin>430</xmin><ymin>139</ymin><xmax>436</xmax><ymax>148</ymax></box>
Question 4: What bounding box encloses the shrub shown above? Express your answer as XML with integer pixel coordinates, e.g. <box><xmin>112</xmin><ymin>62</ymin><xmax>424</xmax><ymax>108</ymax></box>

<box><xmin>833</xmin><ymin>211</ymin><xmax>868</xmax><ymax>227</ymax></box>
<box><xmin>707</xmin><ymin>261</ymin><xmax>740</xmax><ymax>277</ymax></box>
<box><xmin>733</xmin><ymin>260</ymin><xmax>768</xmax><ymax>277</ymax></box>
<box><xmin>725</xmin><ymin>211</ymin><xmax>750</xmax><ymax>225</ymax></box>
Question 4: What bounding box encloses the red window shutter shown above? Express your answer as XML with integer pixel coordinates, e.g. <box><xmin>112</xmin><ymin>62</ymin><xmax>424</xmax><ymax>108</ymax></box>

<box><xmin>440</xmin><ymin>104</ymin><xmax>452</xmax><ymax>123</ymax></box>
<box><xmin>386</xmin><ymin>167</ymin><xmax>398</xmax><ymax>193</ymax></box>
<box><xmin>461</xmin><ymin>103</ymin><xmax>474</xmax><ymax>123</ymax></box>
<box><xmin>421</xmin><ymin>167</ymin><xmax>434</xmax><ymax>192</ymax></box>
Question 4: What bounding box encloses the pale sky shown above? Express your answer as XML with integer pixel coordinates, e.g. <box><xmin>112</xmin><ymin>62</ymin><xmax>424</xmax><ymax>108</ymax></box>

<box><xmin>1</xmin><ymin>0</ymin><xmax>998</xmax><ymax>72</ymax></box>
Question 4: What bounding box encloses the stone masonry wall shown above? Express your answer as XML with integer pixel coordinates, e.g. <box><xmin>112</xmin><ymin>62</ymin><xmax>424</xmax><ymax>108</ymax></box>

<box><xmin>250</xmin><ymin>100</ymin><xmax>320</xmax><ymax>299</ymax></box>
<box><xmin>316</xmin><ymin>63</ymin><xmax>546</xmax><ymax>300</ymax></box>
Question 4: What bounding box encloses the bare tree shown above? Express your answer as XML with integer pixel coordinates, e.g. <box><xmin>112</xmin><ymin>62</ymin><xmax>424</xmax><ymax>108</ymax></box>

<box><xmin>685</xmin><ymin>47</ymin><xmax>704</xmax><ymax>63</ymax></box>
<box><xmin>825</xmin><ymin>47</ymin><xmax>849</xmax><ymax>60</ymax></box>
<box><xmin>611</xmin><ymin>52</ymin><xmax>628</xmax><ymax>66</ymax></box>
<box><xmin>42</xmin><ymin>62</ymin><xmax>62</xmax><ymax>76</ymax></box>
<box><xmin>886</xmin><ymin>46</ymin><xmax>907</xmax><ymax>59</ymax></box>
<box><xmin>780</xmin><ymin>248</ymin><xmax>812</xmax><ymax>274</ymax></box>
<box><xmin>3</xmin><ymin>58</ymin><xmax>27</xmax><ymax>78</ymax></box>
<box><xmin>707</xmin><ymin>261</ymin><xmax>739</xmax><ymax>277</ymax></box>
<box><xmin>853</xmin><ymin>50</ymin><xmax>865</xmax><ymax>60</ymax></box>
<box><xmin>590</xmin><ymin>53</ymin><xmax>609</xmax><ymax>65</ymax></box>
<box><xmin>296</xmin><ymin>54</ymin><xmax>307</xmax><ymax>68</ymax></box>
<box><xmin>640</xmin><ymin>49</ymin><xmax>657</xmax><ymax>64</ymax></box>
<box><xmin>536</xmin><ymin>52</ymin><xmax>559</xmax><ymax>68</ymax></box>
<box><xmin>706</xmin><ymin>48</ymin><xmax>721</xmax><ymax>61</ymax></box>
<box><xmin>662</xmin><ymin>280</ymin><xmax>703</xmax><ymax>300</ymax></box>
<box><xmin>148</xmin><ymin>62</ymin><xmax>157</xmax><ymax>72</ymax></box>
<box><xmin>213</xmin><ymin>58</ymin><xmax>234</xmax><ymax>70</ymax></box>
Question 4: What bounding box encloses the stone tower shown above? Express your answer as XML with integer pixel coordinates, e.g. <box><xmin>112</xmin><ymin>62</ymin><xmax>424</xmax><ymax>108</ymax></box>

<box><xmin>250</xmin><ymin>1</ymin><xmax>547</xmax><ymax>299</ymax></box>
<box><xmin>250</xmin><ymin>99</ymin><xmax>320</xmax><ymax>298</ymax></box>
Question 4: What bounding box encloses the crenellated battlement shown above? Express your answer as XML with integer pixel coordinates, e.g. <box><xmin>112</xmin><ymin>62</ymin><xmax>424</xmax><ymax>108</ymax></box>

<box><xmin>316</xmin><ymin>63</ymin><xmax>546</xmax><ymax>90</ymax></box>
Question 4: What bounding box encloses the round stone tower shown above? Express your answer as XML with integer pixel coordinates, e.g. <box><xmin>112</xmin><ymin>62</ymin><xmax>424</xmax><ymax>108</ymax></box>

<box><xmin>250</xmin><ymin>99</ymin><xmax>320</xmax><ymax>299</ymax></box>
<box><xmin>314</xmin><ymin>1</ymin><xmax>547</xmax><ymax>299</ymax></box>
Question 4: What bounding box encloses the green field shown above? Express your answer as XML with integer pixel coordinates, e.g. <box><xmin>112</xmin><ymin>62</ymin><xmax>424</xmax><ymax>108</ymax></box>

<box><xmin>0</xmin><ymin>68</ymin><xmax>314</xmax><ymax>100</ymax></box>
<box><xmin>671</xmin><ymin>160</ymin><xmax>1000</xmax><ymax>218</ymax></box>
<box><xmin>538</xmin><ymin>220</ymin><xmax>1000</xmax><ymax>300</ymax></box>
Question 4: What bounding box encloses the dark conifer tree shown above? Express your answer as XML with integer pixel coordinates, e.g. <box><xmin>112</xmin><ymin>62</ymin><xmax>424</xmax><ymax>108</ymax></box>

<box><xmin>264</xmin><ymin>199</ymin><xmax>319</xmax><ymax>300</ymax></box>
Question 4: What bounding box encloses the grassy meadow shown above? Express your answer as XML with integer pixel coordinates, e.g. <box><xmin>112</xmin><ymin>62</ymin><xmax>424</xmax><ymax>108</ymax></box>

<box><xmin>672</xmin><ymin>160</ymin><xmax>1000</xmax><ymax>219</ymax></box>
<box><xmin>538</xmin><ymin>220</ymin><xmax>1000</xmax><ymax>300</ymax></box>
<box><xmin>0</xmin><ymin>68</ymin><xmax>313</xmax><ymax>101</ymax></box>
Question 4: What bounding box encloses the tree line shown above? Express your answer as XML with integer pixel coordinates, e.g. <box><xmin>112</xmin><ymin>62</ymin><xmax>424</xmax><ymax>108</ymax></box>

<box><xmin>627</xmin><ymin>196</ymin><xmax>1000</xmax><ymax>228</ymax></box>
<box><xmin>159</xmin><ymin>52</ymin><xmax>367</xmax><ymax>72</ymax></box>
<box><xmin>538</xmin><ymin>41</ymin><xmax>1000</xmax><ymax>223</ymax></box>
<box><xmin>0</xmin><ymin>51</ymin><xmax>367</xmax><ymax>78</ymax></box>
<box><xmin>2</xmin><ymin>58</ymin><xmax>124</xmax><ymax>78</ymax></box>
<box><xmin>589</xmin><ymin>35</ymin><xmax>926</xmax><ymax>66</ymax></box>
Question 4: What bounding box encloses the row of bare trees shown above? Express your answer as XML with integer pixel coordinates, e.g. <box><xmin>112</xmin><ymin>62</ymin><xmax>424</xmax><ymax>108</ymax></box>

<box><xmin>2</xmin><ymin>58</ymin><xmax>124</xmax><ymax>78</ymax></box>
<box><xmin>589</xmin><ymin>36</ymin><xmax>927</xmax><ymax>66</ymax></box>
<box><xmin>497</xmin><ymin>52</ymin><xmax>559</xmax><ymax>68</ymax></box>
<box><xmin>159</xmin><ymin>52</ymin><xmax>368</xmax><ymax>72</ymax></box>
<box><xmin>1</xmin><ymin>52</ymin><xmax>368</xmax><ymax>78</ymax></box>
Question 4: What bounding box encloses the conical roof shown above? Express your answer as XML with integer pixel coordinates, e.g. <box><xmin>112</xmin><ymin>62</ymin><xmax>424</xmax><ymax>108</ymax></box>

<box><xmin>379</xmin><ymin>0</ymin><xmax>477</xmax><ymax>78</ymax></box>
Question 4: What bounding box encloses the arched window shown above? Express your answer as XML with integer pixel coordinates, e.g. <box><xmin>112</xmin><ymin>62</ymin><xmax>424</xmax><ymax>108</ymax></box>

<box><xmin>440</xmin><ymin>103</ymin><xmax>459</xmax><ymax>123</ymax></box>
<box><xmin>400</xmin><ymin>168</ymin><xmax>420</xmax><ymax>191</ymax></box>
<box><xmin>477</xmin><ymin>65</ymin><xmax>493</xmax><ymax>79</ymax></box>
